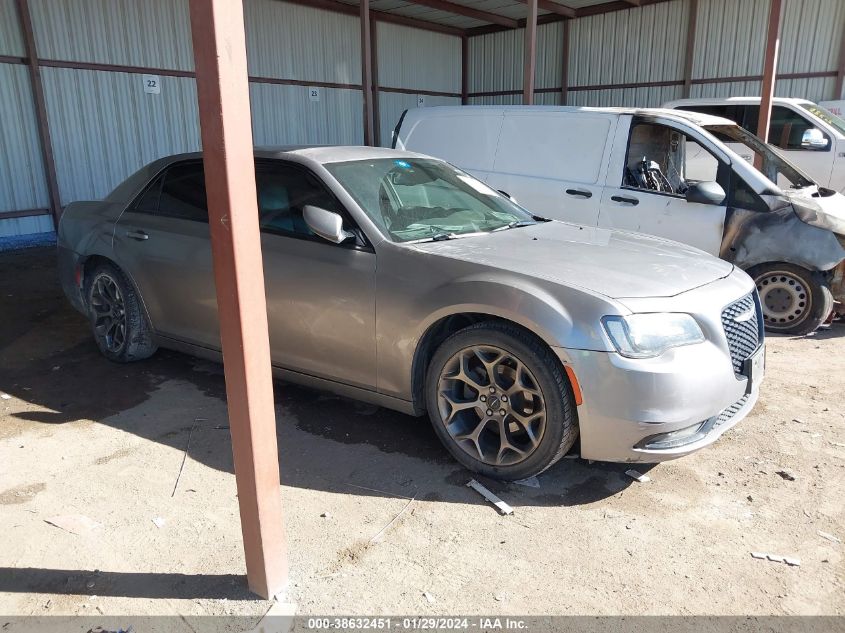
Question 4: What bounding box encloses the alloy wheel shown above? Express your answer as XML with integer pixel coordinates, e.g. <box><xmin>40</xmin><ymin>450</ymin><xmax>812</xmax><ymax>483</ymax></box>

<box><xmin>756</xmin><ymin>271</ymin><xmax>810</xmax><ymax>327</ymax></box>
<box><xmin>90</xmin><ymin>275</ymin><xmax>127</xmax><ymax>353</ymax></box>
<box><xmin>436</xmin><ymin>345</ymin><xmax>547</xmax><ymax>466</ymax></box>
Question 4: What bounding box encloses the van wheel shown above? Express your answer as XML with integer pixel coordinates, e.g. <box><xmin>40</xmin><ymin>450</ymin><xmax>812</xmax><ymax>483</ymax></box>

<box><xmin>425</xmin><ymin>321</ymin><xmax>578</xmax><ymax>481</ymax></box>
<box><xmin>85</xmin><ymin>263</ymin><xmax>157</xmax><ymax>362</ymax></box>
<box><xmin>749</xmin><ymin>263</ymin><xmax>833</xmax><ymax>336</ymax></box>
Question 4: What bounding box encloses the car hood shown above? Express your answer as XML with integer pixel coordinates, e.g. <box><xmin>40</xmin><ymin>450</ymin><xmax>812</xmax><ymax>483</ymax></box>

<box><xmin>411</xmin><ymin>221</ymin><xmax>734</xmax><ymax>299</ymax></box>
<box><xmin>785</xmin><ymin>186</ymin><xmax>845</xmax><ymax>236</ymax></box>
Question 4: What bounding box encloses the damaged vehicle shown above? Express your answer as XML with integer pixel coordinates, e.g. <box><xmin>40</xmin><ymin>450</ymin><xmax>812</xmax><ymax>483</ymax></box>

<box><xmin>394</xmin><ymin>106</ymin><xmax>845</xmax><ymax>334</ymax></box>
<box><xmin>58</xmin><ymin>147</ymin><xmax>764</xmax><ymax>480</ymax></box>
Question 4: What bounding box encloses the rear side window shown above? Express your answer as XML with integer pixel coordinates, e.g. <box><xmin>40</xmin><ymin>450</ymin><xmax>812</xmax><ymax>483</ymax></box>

<box><xmin>158</xmin><ymin>163</ymin><xmax>208</xmax><ymax>222</ymax></box>
<box><xmin>131</xmin><ymin>175</ymin><xmax>163</xmax><ymax>213</ymax></box>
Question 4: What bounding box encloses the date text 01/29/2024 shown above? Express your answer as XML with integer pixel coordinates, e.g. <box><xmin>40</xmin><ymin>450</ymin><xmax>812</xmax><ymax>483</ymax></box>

<box><xmin>305</xmin><ymin>617</ymin><xmax>528</xmax><ymax>630</ymax></box>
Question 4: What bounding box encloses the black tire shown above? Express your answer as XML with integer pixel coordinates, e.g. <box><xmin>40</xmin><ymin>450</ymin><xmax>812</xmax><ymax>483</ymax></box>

<box><xmin>85</xmin><ymin>263</ymin><xmax>157</xmax><ymax>362</ymax></box>
<box><xmin>748</xmin><ymin>262</ymin><xmax>833</xmax><ymax>336</ymax></box>
<box><xmin>425</xmin><ymin>321</ymin><xmax>578</xmax><ymax>481</ymax></box>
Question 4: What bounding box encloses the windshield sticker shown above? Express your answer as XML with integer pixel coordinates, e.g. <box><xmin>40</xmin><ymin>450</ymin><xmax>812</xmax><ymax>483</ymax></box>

<box><xmin>394</xmin><ymin>160</ymin><xmax>412</xmax><ymax>169</ymax></box>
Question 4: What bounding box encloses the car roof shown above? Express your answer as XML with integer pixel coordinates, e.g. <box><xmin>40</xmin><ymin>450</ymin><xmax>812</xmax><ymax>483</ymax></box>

<box><xmin>157</xmin><ymin>145</ymin><xmax>427</xmax><ymax>166</ymax></box>
<box><xmin>399</xmin><ymin>104</ymin><xmax>737</xmax><ymax>129</ymax></box>
<box><xmin>665</xmin><ymin>96</ymin><xmax>815</xmax><ymax>107</ymax></box>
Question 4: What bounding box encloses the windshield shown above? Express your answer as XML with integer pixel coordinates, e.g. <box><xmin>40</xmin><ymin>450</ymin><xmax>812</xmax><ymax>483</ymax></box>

<box><xmin>325</xmin><ymin>158</ymin><xmax>536</xmax><ymax>242</ymax></box>
<box><xmin>704</xmin><ymin>124</ymin><xmax>815</xmax><ymax>189</ymax></box>
<box><xmin>800</xmin><ymin>103</ymin><xmax>845</xmax><ymax>136</ymax></box>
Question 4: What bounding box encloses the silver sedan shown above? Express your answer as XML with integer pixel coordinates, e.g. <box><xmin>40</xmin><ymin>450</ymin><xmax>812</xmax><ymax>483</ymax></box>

<box><xmin>57</xmin><ymin>146</ymin><xmax>765</xmax><ymax>480</ymax></box>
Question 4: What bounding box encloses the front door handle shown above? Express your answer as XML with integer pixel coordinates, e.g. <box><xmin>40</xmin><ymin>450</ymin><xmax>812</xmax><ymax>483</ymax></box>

<box><xmin>610</xmin><ymin>195</ymin><xmax>639</xmax><ymax>206</ymax></box>
<box><xmin>565</xmin><ymin>188</ymin><xmax>593</xmax><ymax>199</ymax></box>
<box><xmin>125</xmin><ymin>230</ymin><xmax>149</xmax><ymax>241</ymax></box>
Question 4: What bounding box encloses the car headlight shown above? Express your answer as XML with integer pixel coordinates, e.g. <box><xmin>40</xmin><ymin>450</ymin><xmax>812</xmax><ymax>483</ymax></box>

<box><xmin>601</xmin><ymin>313</ymin><xmax>705</xmax><ymax>359</ymax></box>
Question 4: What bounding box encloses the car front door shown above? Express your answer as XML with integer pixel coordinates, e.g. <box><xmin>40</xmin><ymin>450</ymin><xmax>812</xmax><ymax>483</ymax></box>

<box><xmin>113</xmin><ymin>161</ymin><xmax>219</xmax><ymax>348</ymax></box>
<box><xmin>598</xmin><ymin>118</ymin><xmax>728</xmax><ymax>254</ymax></box>
<box><xmin>257</xmin><ymin>161</ymin><xmax>377</xmax><ymax>390</ymax></box>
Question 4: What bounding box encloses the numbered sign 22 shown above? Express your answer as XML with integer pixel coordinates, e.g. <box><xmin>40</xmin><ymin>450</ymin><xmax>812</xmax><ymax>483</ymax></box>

<box><xmin>143</xmin><ymin>74</ymin><xmax>161</xmax><ymax>95</ymax></box>
<box><xmin>309</xmin><ymin>87</ymin><xmax>321</xmax><ymax>102</ymax></box>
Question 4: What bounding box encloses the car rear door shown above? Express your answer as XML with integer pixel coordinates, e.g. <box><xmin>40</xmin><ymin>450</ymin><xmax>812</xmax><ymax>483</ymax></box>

<box><xmin>486</xmin><ymin>110</ymin><xmax>616</xmax><ymax>226</ymax></box>
<box><xmin>113</xmin><ymin>160</ymin><xmax>219</xmax><ymax>348</ymax></box>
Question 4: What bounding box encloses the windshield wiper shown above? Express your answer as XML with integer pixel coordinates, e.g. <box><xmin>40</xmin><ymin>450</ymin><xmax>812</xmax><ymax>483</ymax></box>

<box><xmin>494</xmin><ymin>220</ymin><xmax>537</xmax><ymax>232</ymax></box>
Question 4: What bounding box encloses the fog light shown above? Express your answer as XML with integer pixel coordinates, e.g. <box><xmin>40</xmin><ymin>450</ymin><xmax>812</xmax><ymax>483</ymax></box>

<box><xmin>637</xmin><ymin>420</ymin><xmax>710</xmax><ymax>450</ymax></box>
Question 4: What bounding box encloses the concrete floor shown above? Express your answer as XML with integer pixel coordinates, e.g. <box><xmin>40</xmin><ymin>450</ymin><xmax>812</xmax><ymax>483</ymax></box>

<box><xmin>1</xmin><ymin>247</ymin><xmax>844</xmax><ymax>626</ymax></box>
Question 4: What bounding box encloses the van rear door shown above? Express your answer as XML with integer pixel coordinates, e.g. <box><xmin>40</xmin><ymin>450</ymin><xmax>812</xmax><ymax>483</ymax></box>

<box><xmin>486</xmin><ymin>110</ymin><xmax>616</xmax><ymax>226</ymax></box>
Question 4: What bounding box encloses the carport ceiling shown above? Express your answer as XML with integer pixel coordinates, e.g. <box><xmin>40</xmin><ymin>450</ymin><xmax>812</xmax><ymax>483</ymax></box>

<box><xmin>286</xmin><ymin>0</ymin><xmax>669</xmax><ymax>35</ymax></box>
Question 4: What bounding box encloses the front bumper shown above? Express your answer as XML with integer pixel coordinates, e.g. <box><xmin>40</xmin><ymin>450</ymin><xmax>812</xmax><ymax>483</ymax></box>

<box><xmin>556</xmin><ymin>343</ymin><xmax>761</xmax><ymax>463</ymax></box>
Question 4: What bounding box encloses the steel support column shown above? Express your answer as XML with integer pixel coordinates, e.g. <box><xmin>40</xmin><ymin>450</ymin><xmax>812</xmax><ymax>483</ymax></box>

<box><xmin>461</xmin><ymin>35</ymin><xmax>469</xmax><ymax>105</ymax></box>
<box><xmin>834</xmin><ymin>19</ymin><xmax>845</xmax><ymax>100</ymax></box>
<box><xmin>681</xmin><ymin>0</ymin><xmax>698</xmax><ymax>98</ymax></box>
<box><xmin>361</xmin><ymin>0</ymin><xmax>375</xmax><ymax>146</ymax></box>
<box><xmin>522</xmin><ymin>0</ymin><xmax>538</xmax><ymax>104</ymax></box>
<box><xmin>560</xmin><ymin>19</ymin><xmax>569</xmax><ymax>105</ymax></box>
<box><xmin>371</xmin><ymin>19</ymin><xmax>381</xmax><ymax>146</ymax></box>
<box><xmin>14</xmin><ymin>0</ymin><xmax>62</xmax><ymax>228</ymax></box>
<box><xmin>756</xmin><ymin>0</ymin><xmax>782</xmax><ymax>153</ymax></box>
<box><xmin>188</xmin><ymin>0</ymin><xmax>288</xmax><ymax>600</ymax></box>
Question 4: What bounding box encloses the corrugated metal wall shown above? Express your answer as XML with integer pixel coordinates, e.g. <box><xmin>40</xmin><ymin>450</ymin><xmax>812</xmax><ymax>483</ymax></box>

<box><xmin>0</xmin><ymin>0</ymin><xmax>462</xmax><ymax>240</ymax></box>
<box><xmin>469</xmin><ymin>0</ymin><xmax>845</xmax><ymax>106</ymax></box>
<box><xmin>376</xmin><ymin>23</ymin><xmax>462</xmax><ymax>145</ymax></box>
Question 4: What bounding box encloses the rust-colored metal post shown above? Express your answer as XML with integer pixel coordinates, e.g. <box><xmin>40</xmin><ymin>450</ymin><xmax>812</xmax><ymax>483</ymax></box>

<box><xmin>681</xmin><ymin>0</ymin><xmax>698</xmax><ymax>98</ymax></box>
<box><xmin>560</xmin><ymin>19</ymin><xmax>569</xmax><ymax>105</ymax></box>
<box><xmin>522</xmin><ymin>0</ymin><xmax>538</xmax><ymax>104</ymax></box>
<box><xmin>461</xmin><ymin>35</ymin><xmax>469</xmax><ymax>105</ymax></box>
<box><xmin>371</xmin><ymin>19</ymin><xmax>381</xmax><ymax>146</ymax></box>
<box><xmin>756</xmin><ymin>0</ymin><xmax>782</xmax><ymax>157</ymax></box>
<box><xmin>834</xmin><ymin>19</ymin><xmax>845</xmax><ymax>100</ymax></box>
<box><xmin>361</xmin><ymin>0</ymin><xmax>375</xmax><ymax>145</ymax></box>
<box><xmin>187</xmin><ymin>0</ymin><xmax>288</xmax><ymax>600</ymax></box>
<box><xmin>14</xmin><ymin>0</ymin><xmax>62</xmax><ymax>227</ymax></box>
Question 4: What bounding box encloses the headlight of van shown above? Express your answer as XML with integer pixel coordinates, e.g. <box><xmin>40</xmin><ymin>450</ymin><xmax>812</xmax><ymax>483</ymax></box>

<box><xmin>601</xmin><ymin>313</ymin><xmax>705</xmax><ymax>359</ymax></box>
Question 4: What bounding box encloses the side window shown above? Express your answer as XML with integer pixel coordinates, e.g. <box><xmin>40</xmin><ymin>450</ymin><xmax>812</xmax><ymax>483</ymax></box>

<box><xmin>768</xmin><ymin>106</ymin><xmax>824</xmax><ymax>150</ymax></box>
<box><xmin>623</xmin><ymin>121</ymin><xmax>721</xmax><ymax>196</ymax></box>
<box><xmin>158</xmin><ymin>163</ymin><xmax>208</xmax><ymax>222</ymax></box>
<box><xmin>256</xmin><ymin>163</ymin><xmax>341</xmax><ymax>239</ymax></box>
<box><xmin>130</xmin><ymin>174</ymin><xmax>163</xmax><ymax>214</ymax></box>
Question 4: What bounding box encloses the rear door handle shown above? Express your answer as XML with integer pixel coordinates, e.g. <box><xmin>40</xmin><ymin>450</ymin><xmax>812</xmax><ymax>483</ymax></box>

<box><xmin>610</xmin><ymin>195</ymin><xmax>639</xmax><ymax>206</ymax></box>
<box><xmin>565</xmin><ymin>188</ymin><xmax>593</xmax><ymax>199</ymax></box>
<box><xmin>125</xmin><ymin>230</ymin><xmax>149</xmax><ymax>241</ymax></box>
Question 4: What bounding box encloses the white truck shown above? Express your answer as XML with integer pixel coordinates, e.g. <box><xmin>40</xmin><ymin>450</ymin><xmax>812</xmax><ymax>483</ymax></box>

<box><xmin>664</xmin><ymin>97</ymin><xmax>845</xmax><ymax>193</ymax></box>
<box><xmin>393</xmin><ymin>105</ymin><xmax>845</xmax><ymax>335</ymax></box>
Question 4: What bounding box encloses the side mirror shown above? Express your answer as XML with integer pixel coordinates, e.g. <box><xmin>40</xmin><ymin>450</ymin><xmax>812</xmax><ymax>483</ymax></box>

<box><xmin>800</xmin><ymin>128</ymin><xmax>829</xmax><ymax>150</ymax></box>
<box><xmin>685</xmin><ymin>181</ymin><xmax>726</xmax><ymax>206</ymax></box>
<box><xmin>303</xmin><ymin>205</ymin><xmax>355</xmax><ymax>244</ymax></box>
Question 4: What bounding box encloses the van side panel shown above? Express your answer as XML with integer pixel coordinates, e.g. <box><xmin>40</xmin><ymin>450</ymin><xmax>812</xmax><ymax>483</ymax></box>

<box><xmin>485</xmin><ymin>111</ymin><xmax>617</xmax><ymax>226</ymax></box>
<box><xmin>395</xmin><ymin>110</ymin><xmax>504</xmax><ymax>180</ymax></box>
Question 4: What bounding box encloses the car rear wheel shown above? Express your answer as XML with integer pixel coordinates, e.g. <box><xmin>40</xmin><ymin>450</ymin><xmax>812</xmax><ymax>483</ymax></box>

<box><xmin>85</xmin><ymin>263</ymin><xmax>157</xmax><ymax>362</ymax></box>
<box><xmin>425</xmin><ymin>321</ymin><xmax>578</xmax><ymax>481</ymax></box>
<box><xmin>749</xmin><ymin>263</ymin><xmax>833</xmax><ymax>336</ymax></box>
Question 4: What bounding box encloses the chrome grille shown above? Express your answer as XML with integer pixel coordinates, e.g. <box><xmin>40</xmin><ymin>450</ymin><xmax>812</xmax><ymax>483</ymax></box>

<box><xmin>721</xmin><ymin>293</ymin><xmax>761</xmax><ymax>375</ymax></box>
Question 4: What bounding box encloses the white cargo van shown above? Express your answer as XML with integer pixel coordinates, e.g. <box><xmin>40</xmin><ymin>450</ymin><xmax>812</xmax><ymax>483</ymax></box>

<box><xmin>663</xmin><ymin>97</ymin><xmax>845</xmax><ymax>192</ymax></box>
<box><xmin>393</xmin><ymin>105</ymin><xmax>845</xmax><ymax>335</ymax></box>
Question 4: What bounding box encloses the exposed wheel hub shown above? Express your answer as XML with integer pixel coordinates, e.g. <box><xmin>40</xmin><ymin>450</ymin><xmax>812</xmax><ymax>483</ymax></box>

<box><xmin>436</xmin><ymin>345</ymin><xmax>547</xmax><ymax>467</ymax></box>
<box><xmin>756</xmin><ymin>272</ymin><xmax>809</xmax><ymax>327</ymax></box>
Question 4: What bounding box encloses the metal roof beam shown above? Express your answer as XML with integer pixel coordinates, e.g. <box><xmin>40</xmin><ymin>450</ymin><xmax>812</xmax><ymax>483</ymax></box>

<box><xmin>403</xmin><ymin>0</ymin><xmax>518</xmax><ymax>28</ymax></box>
<box><xmin>513</xmin><ymin>0</ymin><xmax>575</xmax><ymax>19</ymax></box>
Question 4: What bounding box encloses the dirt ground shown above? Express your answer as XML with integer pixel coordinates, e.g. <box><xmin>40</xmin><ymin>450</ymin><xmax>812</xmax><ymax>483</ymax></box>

<box><xmin>1</xmin><ymin>247</ymin><xmax>843</xmax><ymax>624</ymax></box>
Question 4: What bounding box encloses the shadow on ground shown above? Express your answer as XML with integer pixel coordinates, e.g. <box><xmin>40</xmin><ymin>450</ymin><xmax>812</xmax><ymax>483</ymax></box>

<box><xmin>1</xmin><ymin>247</ymin><xmax>661</xmax><ymax>515</ymax></box>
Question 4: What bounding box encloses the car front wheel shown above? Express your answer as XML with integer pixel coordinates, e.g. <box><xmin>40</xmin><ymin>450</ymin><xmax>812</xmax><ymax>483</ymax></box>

<box><xmin>749</xmin><ymin>263</ymin><xmax>833</xmax><ymax>336</ymax></box>
<box><xmin>85</xmin><ymin>263</ymin><xmax>157</xmax><ymax>363</ymax></box>
<box><xmin>425</xmin><ymin>321</ymin><xmax>578</xmax><ymax>481</ymax></box>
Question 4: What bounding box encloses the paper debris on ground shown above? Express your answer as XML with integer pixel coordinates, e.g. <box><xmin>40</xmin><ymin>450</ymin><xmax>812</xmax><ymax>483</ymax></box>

<box><xmin>467</xmin><ymin>479</ymin><xmax>513</xmax><ymax>515</ymax></box>
<box><xmin>750</xmin><ymin>552</ymin><xmax>767</xmax><ymax>559</ymax></box>
<box><xmin>513</xmin><ymin>476</ymin><xmax>540</xmax><ymax>488</ymax></box>
<box><xmin>152</xmin><ymin>516</ymin><xmax>166</xmax><ymax>528</ymax></box>
<box><xmin>423</xmin><ymin>592</ymin><xmax>435</xmax><ymax>604</ymax></box>
<box><xmin>784</xmin><ymin>557</ymin><xmax>801</xmax><ymax>567</ymax></box>
<box><xmin>751</xmin><ymin>552</ymin><xmax>800</xmax><ymax>566</ymax></box>
<box><xmin>625</xmin><ymin>469</ymin><xmax>651</xmax><ymax>483</ymax></box>
<box><xmin>766</xmin><ymin>554</ymin><xmax>784</xmax><ymax>562</ymax></box>
<box><xmin>818</xmin><ymin>530</ymin><xmax>842</xmax><ymax>543</ymax></box>
<box><xmin>1</xmin><ymin>393</ymin><xmax>11</xmax><ymax>400</ymax></box>
<box><xmin>44</xmin><ymin>514</ymin><xmax>102</xmax><ymax>536</ymax></box>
